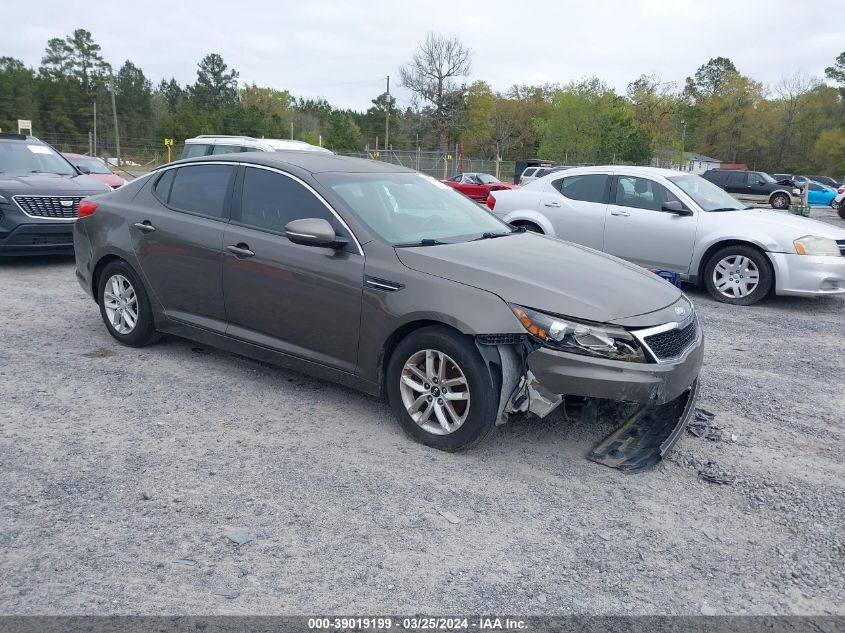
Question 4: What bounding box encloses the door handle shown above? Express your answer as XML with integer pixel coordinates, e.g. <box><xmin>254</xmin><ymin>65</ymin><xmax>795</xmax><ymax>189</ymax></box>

<box><xmin>610</xmin><ymin>209</ymin><xmax>630</xmax><ymax>217</ymax></box>
<box><xmin>544</xmin><ymin>201</ymin><xmax>561</xmax><ymax>207</ymax></box>
<box><xmin>226</xmin><ymin>243</ymin><xmax>255</xmax><ymax>258</ymax></box>
<box><xmin>133</xmin><ymin>221</ymin><xmax>156</xmax><ymax>233</ymax></box>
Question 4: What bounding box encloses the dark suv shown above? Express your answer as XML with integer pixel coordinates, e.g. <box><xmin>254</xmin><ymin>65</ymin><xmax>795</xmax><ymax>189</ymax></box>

<box><xmin>0</xmin><ymin>133</ymin><xmax>109</xmax><ymax>256</ymax></box>
<box><xmin>702</xmin><ymin>168</ymin><xmax>798</xmax><ymax>210</ymax></box>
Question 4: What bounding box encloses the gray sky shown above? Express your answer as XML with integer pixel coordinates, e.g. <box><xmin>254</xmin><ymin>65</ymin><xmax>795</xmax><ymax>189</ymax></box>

<box><xmin>5</xmin><ymin>0</ymin><xmax>843</xmax><ymax>109</ymax></box>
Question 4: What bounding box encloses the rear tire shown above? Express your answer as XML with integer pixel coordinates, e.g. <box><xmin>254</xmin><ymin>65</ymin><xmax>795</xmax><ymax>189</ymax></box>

<box><xmin>703</xmin><ymin>245</ymin><xmax>773</xmax><ymax>306</ymax></box>
<box><xmin>770</xmin><ymin>193</ymin><xmax>790</xmax><ymax>210</ymax></box>
<box><xmin>387</xmin><ymin>326</ymin><xmax>498</xmax><ymax>451</ymax></box>
<box><xmin>97</xmin><ymin>260</ymin><xmax>159</xmax><ymax>347</ymax></box>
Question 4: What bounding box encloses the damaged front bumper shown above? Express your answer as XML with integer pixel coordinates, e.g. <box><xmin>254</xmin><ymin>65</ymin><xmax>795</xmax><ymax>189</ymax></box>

<box><xmin>482</xmin><ymin>324</ymin><xmax>703</xmax><ymax>471</ymax></box>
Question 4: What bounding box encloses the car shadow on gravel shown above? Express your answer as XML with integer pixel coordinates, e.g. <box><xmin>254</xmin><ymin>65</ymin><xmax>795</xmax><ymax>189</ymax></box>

<box><xmin>150</xmin><ymin>333</ymin><xmax>617</xmax><ymax>463</ymax></box>
<box><xmin>681</xmin><ymin>283</ymin><xmax>845</xmax><ymax>313</ymax></box>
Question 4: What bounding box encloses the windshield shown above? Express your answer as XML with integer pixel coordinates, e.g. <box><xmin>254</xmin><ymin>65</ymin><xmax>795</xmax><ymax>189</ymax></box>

<box><xmin>0</xmin><ymin>142</ymin><xmax>76</xmax><ymax>176</ymax></box>
<box><xmin>475</xmin><ymin>173</ymin><xmax>499</xmax><ymax>184</ymax></box>
<box><xmin>317</xmin><ymin>172</ymin><xmax>510</xmax><ymax>245</ymax></box>
<box><xmin>668</xmin><ymin>174</ymin><xmax>746</xmax><ymax>211</ymax></box>
<box><xmin>70</xmin><ymin>155</ymin><xmax>112</xmax><ymax>174</ymax></box>
<box><xmin>758</xmin><ymin>172</ymin><xmax>776</xmax><ymax>183</ymax></box>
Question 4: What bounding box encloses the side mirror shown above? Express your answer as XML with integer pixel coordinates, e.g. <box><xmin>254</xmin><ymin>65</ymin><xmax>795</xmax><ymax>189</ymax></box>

<box><xmin>284</xmin><ymin>218</ymin><xmax>346</xmax><ymax>248</ymax></box>
<box><xmin>662</xmin><ymin>200</ymin><xmax>693</xmax><ymax>216</ymax></box>
<box><xmin>77</xmin><ymin>165</ymin><xmax>92</xmax><ymax>174</ymax></box>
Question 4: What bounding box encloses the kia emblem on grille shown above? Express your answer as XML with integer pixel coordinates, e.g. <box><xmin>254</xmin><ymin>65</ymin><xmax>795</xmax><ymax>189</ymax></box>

<box><xmin>60</xmin><ymin>199</ymin><xmax>73</xmax><ymax>207</ymax></box>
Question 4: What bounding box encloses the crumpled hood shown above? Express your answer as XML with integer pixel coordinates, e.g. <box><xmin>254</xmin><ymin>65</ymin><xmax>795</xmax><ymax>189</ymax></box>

<box><xmin>0</xmin><ymin>173</ymin><xmax>110</xmax><ymax>196</ymax></box>
<box><xmin>395</xmin><ymin>233</ymin><xmax>682</xmax><ymax>323</ymax></box>
<box><xmin>735</xmin><ymin>208</ymin><xmax>845</xmax><ymax>240</ymax></box>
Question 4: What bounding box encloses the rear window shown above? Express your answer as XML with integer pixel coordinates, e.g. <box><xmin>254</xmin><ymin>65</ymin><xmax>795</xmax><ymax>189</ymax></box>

<box><xmin>182</xmin><ymin>144</ymin><xmax>209</xmax><ymax>159</ymax></box>
<box><xmin>553</xmin><ymin>174</ymin><xmax>608</xmax><ymax>203</ymax></box>
<box><xmin>166</xmin><ymin>164</ymin><xmax>236</xmax><ymax>219</ymax></box>
<box><xmin>523</xmin><ymin>168</ymin><xmax>536</xmax><ymax>177</ymax></box>
<box><xmin>703</xmin><ymin>170</ymin><xmax>726</xmax><ymax>185</ymax></box>
<box><xmin>212</xmin><ymin>144</ymin><xmax>250</xmax><ymax>154</ymax></box>
<box><xmin>153</xmin><ymin>169</ymin><xmax>175</xmax><ymax>201</ymax></box>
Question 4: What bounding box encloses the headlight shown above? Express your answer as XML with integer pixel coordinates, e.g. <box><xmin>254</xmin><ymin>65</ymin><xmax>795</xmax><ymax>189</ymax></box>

<box><xmin>511</xmin><ymin>305</ymin><xmax>647</xmax><ymax>363</ymax></box>
<box><xmin>794</xmin><ymin>235</ymin><xmax>840</xmax><ymax>256</ymax></box>
<box><xmin>793</xmin><ymin>188</ymin><xmax>801</xmax><ymax>196</ymax></box>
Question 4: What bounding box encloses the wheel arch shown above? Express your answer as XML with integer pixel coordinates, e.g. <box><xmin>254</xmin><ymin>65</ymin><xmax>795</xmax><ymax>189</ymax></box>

<box><xmin>695</xmin><ymin>239</ymin><xmax>775</xmax><ymax>286</ymax></box>
<box><xmin>501</xmin><ymin>210</ymin><xmax>554</xmax><ymax>235</ymax></box>
<box><xmin>378</xmin><ymin>320</ymin><xmax>469</xmax><ymax>397</ymax></box>
<box><xmin>91</xmin><ymin>253</ymin><xmax>127</xmax><ymax>302</ymax></box>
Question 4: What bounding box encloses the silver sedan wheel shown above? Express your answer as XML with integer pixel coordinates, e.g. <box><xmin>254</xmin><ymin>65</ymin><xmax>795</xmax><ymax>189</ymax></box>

<box><xmin>399</xmin><ymin>349</ymin><xmax>470</xmax><ymax>435</ymax></box>
<box><xmin>103</xmin><ymin>274</ymin><xmax>139</xmax><ymax>334</ymax></box>
<box><xmin>712</xmin><ymin>255</ymin><xmax>760</xmax><ymax>299</ymax></box>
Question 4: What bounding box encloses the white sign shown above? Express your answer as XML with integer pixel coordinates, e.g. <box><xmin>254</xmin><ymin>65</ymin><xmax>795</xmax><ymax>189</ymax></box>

<box><xmin>18</xmin><ymin>119</ymin><xmax>32</xmax><ymax>134</ymax></box>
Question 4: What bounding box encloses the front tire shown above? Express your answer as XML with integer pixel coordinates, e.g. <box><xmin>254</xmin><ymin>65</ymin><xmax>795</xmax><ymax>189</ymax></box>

<box><xmin>387</xmin><ymin>326</ymin><xmax>498</xmax><ymax>451</ymax></box>
<box><xmin>97</xmin><ymin>260</ymin><xmax>158</xmax><ymax>347</ymax></box>
<box><xmin>770</xmin><ymin>193</ymin><xmax>790</xmax><ymax>210</ymax></box>
<box><xmin>703</xmin><ymin>245</ymin><xmax>773</xmax><ymax>306</ymax></box>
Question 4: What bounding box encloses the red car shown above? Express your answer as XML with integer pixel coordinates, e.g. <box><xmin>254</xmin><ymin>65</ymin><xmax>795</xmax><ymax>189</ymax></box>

<box><xmin>62</xmin><ymin>153</ymin><xmax>127</xmax><ymax>189</ymax></box>
<box><xmin>442</xmin><ymin>172</ymin><xmax>518</xmax><ymax>201</ymax></box>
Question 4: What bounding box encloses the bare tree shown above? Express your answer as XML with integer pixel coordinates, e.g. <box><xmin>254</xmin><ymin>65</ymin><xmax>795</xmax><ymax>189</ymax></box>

<box><xmin>400</xmin><ymin>33</ymin><xmax>471</xmax><ymax>149</ymax></box>
<box><xmin>774</xmin><ymin>72</ymin><xmax>820</xmax><ymax>166</ymax></box>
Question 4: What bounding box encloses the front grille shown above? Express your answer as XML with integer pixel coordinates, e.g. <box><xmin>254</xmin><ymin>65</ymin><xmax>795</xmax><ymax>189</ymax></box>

<box><xmin>13</xmin><ymin>196</ymin><xmax>83</xmax><ymax>219</ymax></box>
<box><xmin>837</xmin><ymin>239</ymin><xmax>845</xmax><ymax>257</ymax></box>
<box><xmin>643</xmin><ymin>318</ymin><xmax>698</xmax><ymax>361</ymax></box>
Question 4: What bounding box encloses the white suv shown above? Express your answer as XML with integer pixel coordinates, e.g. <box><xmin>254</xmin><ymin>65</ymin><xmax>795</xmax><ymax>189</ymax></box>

<box><xmin>180</xmin><ymin>135</ymin><xmax>332</xmax><ymax>159</ymax></box>
<box><xmin>519</xmin><ymin>165</ymin><xmax>570</xmax><ymax>186</ymax></box>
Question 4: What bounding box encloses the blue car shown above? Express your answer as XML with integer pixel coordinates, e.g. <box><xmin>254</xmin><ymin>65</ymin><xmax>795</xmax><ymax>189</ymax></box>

<box><xmin>806</xmin><ymin>181</ymin><xmax>837</xmax><ymax>206</ymax></box>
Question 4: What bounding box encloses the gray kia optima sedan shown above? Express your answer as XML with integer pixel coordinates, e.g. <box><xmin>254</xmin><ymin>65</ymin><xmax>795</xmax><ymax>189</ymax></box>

<box><xmin>74</xmin><ymin>152</ymin><xmax>703</xmax><ymax>470</ymax></box>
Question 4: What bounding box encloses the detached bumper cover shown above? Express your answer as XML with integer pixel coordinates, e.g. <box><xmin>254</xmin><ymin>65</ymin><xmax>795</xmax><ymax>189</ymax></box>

<box><xmin>769</xmin><ymin>252</ymin><xmax>845</xmax><ymax>296</ymax></box>
<box><xmin>588</xmin><ymin>379</ymin><xmax>699</xmax><ymax>471</ymax></box>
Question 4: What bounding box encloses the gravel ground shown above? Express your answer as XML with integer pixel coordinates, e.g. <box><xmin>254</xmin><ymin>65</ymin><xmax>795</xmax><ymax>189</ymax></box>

<box><xmin>1</xmin><ymin>208</ymin><xmax>843</xmax><ymax>616</ymax></box>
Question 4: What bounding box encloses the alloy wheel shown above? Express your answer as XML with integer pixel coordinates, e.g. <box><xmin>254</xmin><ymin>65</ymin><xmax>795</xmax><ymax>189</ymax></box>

<box><xmin>399</xmin><ymin>349</ymin><xmax>470</xmax><ymax>435</ymax></box>
<box><xmin>712</xmin><ymin>255</ymin><xmax>760</xmax><ymax>299</ymax></box>
<box><xmin>103</xmin><ymin>274</ymin><xmax>139</xmax><ymax>334</ymax></box>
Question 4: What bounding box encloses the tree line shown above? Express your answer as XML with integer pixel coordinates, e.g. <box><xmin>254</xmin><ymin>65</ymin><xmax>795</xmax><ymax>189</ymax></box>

<box><xmin>1</xmin><ymin>29</ymin><xmax>844</xmax><ymax>176</ymax></box>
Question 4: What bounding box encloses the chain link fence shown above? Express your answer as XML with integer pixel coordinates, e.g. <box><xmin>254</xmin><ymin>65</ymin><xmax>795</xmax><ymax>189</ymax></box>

<box><xmin>338</xmin><ymin>149</ymin><xmax>517</xmax><ymax>182</ymax></box>
<box><xmin>36</xmin><ymin>134</ymin><xmax>524</xmax><ymax>181</ymax></box>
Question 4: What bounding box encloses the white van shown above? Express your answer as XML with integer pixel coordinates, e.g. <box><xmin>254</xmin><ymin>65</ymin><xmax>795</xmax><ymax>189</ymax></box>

<box><xmin>180</xmin><ymin>135</ymin><xmax>332</xmax><ymax>159</ymax></box>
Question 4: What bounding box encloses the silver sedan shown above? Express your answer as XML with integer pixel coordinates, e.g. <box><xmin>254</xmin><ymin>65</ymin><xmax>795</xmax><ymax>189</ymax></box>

<box><xmin>487</xmin><ymin>166</ymin><xmax>845</xmax><ymax>305</ymax></box>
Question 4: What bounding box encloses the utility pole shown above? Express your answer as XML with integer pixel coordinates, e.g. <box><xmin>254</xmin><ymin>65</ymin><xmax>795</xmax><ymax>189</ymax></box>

<box><xmin>93</xmin><ymin>101</ymin><xmax>97</xmax><ymax>156</ymax></box>
<box><xmin>384</xmin><ymin>75</ymin><xmax>390</xmax><ymax>153</ymax></box>
<box><xmin>109</xmin><ymin>73</ymin><xmax>121</xmax><ymax>167</ymax></box>
<box><xmin>290</xmin><ymin>121</ymin><xmax>294</xmax><ymax>140</ymax></box>
<box><xmin>680</xmin><ymin>119</ymin><xmax>686</xmax><ymax>170</ymax></box>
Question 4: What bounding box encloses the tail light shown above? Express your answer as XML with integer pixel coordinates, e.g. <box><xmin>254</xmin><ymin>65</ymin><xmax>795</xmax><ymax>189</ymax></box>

<box><xmin>486</xmin><ymin>195</ymin><xmax>496</xmax><ymax>211</ymax></box>
<box><xmin>77</xmin><ymin>201</ymin><xmax>98</xmax><ymax>217</ymax></box>
<box><xmin>838</xmin><ymin>187</ymin><xmax>844</xmax><ymax>194</ymax></box>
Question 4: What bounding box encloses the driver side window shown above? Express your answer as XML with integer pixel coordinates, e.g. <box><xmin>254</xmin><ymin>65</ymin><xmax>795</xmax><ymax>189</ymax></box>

<box><xmin>614</xmin><ymin>176</ymin><xmax>681</xmax><ymax>212</ymax></box>
<box><xmin>237</xmin><ymin>167</ymin><xmax>339</xmax><ymax>235</ymax></box>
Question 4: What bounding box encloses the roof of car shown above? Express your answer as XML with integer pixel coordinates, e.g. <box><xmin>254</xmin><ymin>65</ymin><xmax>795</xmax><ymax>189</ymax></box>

<box><xmin>175</xmin><ymin>151</ymin><xmax>416</xmax><ymax>175</ymax></box>
<box><xmin>561</xmin><ymin>165</ymin><xmax>689</xmax><ymax>178</ymax></box>
<box><xmin>0</xmin><ymin>133</ymin><xmax>42</xmax><ymax>143</ymax></box>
